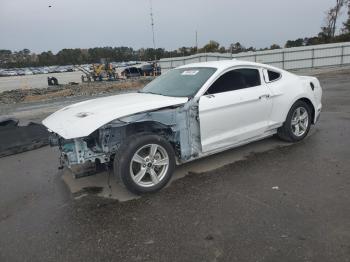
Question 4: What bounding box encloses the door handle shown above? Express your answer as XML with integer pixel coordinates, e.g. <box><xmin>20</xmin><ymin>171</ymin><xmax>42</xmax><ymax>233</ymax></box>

<box><xmin>206</xmin><ymin>94</ymin><xmax>215</xmax><ymax>98</ymax></box>
<box><xmin>259</xmin><ymin>94</ymin><xmax>270</xmax><ymax>99</ymax></box>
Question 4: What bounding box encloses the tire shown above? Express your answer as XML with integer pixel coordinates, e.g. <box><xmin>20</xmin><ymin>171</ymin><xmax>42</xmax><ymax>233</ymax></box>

<box><xmin>113</xmin><ymin>133</ymin><xmax>176</xmax><ymax>195</ymax></box>
<box><xmin>277</xmin><ymin>100</ymin><xmax>312</xmax><ymax>142</ymax></box>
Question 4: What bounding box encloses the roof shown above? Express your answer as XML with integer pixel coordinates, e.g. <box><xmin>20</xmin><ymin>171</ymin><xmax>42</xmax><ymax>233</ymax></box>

<box><xmin>178</xmin><ymin>59</ymin><xmax>283</xmax><ymax>72</ymax></box>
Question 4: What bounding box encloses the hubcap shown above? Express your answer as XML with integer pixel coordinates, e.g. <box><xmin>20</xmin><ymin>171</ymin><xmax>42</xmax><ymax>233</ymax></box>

<box><xmin>291</xmin><ymin>107</ymin><xmax>309</xmax><ymax>137</ymax></box>
<box><xmin>129</xmin><ymin>144</ymin><xmax>169</xmax><ymax>187</ymax></box>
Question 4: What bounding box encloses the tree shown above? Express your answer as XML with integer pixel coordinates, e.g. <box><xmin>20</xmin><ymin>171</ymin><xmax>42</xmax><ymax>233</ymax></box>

<box><xmin>285</xmin><ymin>38</ymin><xmax>304</xmax><ymax>48</ymax></box>
<box><xmin>22</xmin><ymin>49</ymin><xmax>31</xmax><ymax>56</ymax></box>
<box><xmin>322</xmin><ymin>0</ymin><xmax>347</xmax><ymax>39</ymax></box>
<box><xmin>38</xmin><ymin>51</ymin><xmax>56</xmax><ymax>66</ymax></box>
<box><xmin>0</xmin><ymin>50</ymin><xmax>12</xmax><ymax>66</ymax></box>
<box><xmin>304</xmin><ymin>37</ymin><xmax>322</xmax><ymax>46</ymax></box>
<box><xmin>342</xmin><ymin>1</ymin><xmax>350</xmax><ymax>33</ymax></box>
<box><xmin>245</xmin><ymin>46</ymin><xmax>256</xmax><ymax>52</ymax></box>
<box><xmin>218</xmin><ymin>46</ymin><xmax>226</xmax><ymax>53</ymax></box>
<box><xmin>269</xmin><ymin>44</ymin><xmax>281</xmax><ymax>50</ymax></box>
<box><xmin>56</xmin><ymin>49</ymin><xmax>86</xmax><ymax>65</ymax></box>
<box><xmin>229</xmin><ymin>42</ymin><xmax>245</xmax><ymax>54</ymax></box>
<box><xmin>201</xmin><ymin>40</ymin><xmax>220</xmax><ymax>53</ymax></box>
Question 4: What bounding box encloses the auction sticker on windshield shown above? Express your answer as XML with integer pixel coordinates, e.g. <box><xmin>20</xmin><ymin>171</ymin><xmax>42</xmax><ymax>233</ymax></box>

<box><xmin>181</xmin><ymin>70</ymin><xmax>199</xmax><ymax>76</ymax></box>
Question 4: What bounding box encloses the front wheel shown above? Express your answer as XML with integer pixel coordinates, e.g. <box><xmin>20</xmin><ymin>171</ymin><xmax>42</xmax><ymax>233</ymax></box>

<box><xmin>113</xmin><ymin>133</ymin><xmax>176</xmax><ymax>194</ymax></box>
<box><xmin>277</xmin><ymin>100</ymin><xmax>312</xmax><ymax>142</ymax></box>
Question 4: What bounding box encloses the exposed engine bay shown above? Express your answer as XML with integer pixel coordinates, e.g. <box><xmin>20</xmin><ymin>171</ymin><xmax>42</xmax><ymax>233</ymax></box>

<box><xmin>49</xmin><ymin>100</ymin><xmax>202</xmax><ymax>169</ymax></box>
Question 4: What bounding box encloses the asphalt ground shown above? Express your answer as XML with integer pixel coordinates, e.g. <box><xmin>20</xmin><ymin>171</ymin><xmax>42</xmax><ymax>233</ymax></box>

<box><xmin>0</xmin><ymin>68</ymin><xmax>350</xmax><ymax>261</ymax></box>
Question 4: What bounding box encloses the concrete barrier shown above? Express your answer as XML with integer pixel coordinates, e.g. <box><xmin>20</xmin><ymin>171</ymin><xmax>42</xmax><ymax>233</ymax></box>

<box><xmin>159</xmin><ymin>42</ymin><xmax>350</xmax><ymax>71</ymax></box>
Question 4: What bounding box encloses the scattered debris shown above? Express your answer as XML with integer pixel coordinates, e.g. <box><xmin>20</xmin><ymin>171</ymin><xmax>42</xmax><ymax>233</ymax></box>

<box><xmin>47</xmin><ymin>76</ymin><xmax>59</xmax><ymax>86</ymax></box>
<box><xmin>0</xmin><ymin>78</ymin><xmax>153</xmax><ymax>104</ymax></box>
<box><xmin>272</xmin><ymin>186</ymin><xmax>279</xmax><ymax>190</ymax></box>
<box><xmin>297</xmin><ymin>236</ymin><xmax>307</xmax><ymax>241</ymax></box>
<box><xmin>205</xmin><ymin>234</ymin><xmax>214</xmax><ymax>241</ymax></box>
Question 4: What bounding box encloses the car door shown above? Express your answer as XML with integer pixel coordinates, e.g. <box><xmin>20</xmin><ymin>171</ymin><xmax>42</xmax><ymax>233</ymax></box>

<box><xmin>198</xmin><ymin>67</ymin><xmax>273</xmax><ymax>153</ymax></box>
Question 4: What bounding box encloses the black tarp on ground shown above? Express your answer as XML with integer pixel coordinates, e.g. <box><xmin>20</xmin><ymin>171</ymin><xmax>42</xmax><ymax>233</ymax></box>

<box><xmin>0</xmin><ymin>117</ymin><xmax>49</xmax><ymax>157</ymax></box>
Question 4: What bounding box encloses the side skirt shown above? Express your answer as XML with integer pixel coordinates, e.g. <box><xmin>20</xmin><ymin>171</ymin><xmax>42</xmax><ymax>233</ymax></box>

<box><xmin>178</xmin><ymin>129</ymin><xmax>277</xmax><ymax>164</ymax></box>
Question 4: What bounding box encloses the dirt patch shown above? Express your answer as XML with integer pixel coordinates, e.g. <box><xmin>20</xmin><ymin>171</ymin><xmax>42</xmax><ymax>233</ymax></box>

<box><xmin>0</xmin><ymin>78</ymin><xmax>153</xmax><ymax>104</ymax></box>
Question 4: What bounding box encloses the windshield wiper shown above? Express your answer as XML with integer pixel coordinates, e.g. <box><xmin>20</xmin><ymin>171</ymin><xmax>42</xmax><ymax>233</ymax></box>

<box><xmin>139</xmin><ymin>90</ymin><xmax>188</xmax><ymax>98</ymax></box>
<box><xmin>140</xmin><ymin>91</ymin><xmax>167</xmax><ymax>96</ymax></box>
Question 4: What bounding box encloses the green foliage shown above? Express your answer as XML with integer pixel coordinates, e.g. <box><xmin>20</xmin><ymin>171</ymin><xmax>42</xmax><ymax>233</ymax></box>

<box><xmin>285</xmin><ymin>38</ymin><xmax>304</xmax><ymax>48</ymax></box>
<box><xmin>270</xmin><ymin>44</ymin><xmax>281</xmax><ymax>50</ymax></box>
<box><xmin>201</xmin><ymin>40</ymin><xmax>220</xmax><ymax>53</ymax></box>
<box><xmin>229</xmin><ymin>42</ymin><xmax>245</xmax><ymax>54</ymax></box>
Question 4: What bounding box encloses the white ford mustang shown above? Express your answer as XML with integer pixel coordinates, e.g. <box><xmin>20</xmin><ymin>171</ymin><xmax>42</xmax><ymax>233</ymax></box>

<box><xmin>43</xmin><ymin>60</ymin><xmax>322</xmax><ymax>194</ymax></box>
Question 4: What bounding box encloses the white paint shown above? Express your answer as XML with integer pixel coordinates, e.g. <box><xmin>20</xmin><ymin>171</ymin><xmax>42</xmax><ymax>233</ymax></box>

<box><xmin>198</xmin><ymin>67</ymin><xmax>273</xmax><ymax>152</ymax></box>
<box><xmin>43</xmin><ymin>60</ymin><xmax>322</xmax><ymax>156</ymax></box>
<box><xmin>181</xmin><ymin>61</ymin><xmax>322</xmax><ymax>152</ymax></box>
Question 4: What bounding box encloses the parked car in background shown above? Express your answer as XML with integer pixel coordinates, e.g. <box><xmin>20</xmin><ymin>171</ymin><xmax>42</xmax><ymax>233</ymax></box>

<box><xmin>23</xmin><ymin>69</ymin><xmax>33</xmax><ymax>75</ymax></box>
<box><xmin>31</xmin><ymin>68</ymin><xmax>42</xmax><ymax>75</ymax></box>
<box><xmin>17</xmin><ymin>69</ymin><xmax>25</xmax><ymax>76</ymax></box>
<box><xmin>0</xmin><ymin>70</ymin><xmax>17</xmax><ymax>76</ymax></box>
<box><xmin>115</xmin><ymin>66</ymin><xmax>142</xmax><ymax>79</ymax></box>
<box><xmin>43</xmin><ymin>60</ymin><xmax>322</xmax><ymax>194</ymax></box>
<box><xmin>139</xmin><ymin>63</ymin><xmax>161</xmax><ymax>76</ymax></box>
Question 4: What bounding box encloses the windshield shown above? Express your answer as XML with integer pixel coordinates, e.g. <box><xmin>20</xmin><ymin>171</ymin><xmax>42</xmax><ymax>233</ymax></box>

<box><xmin>140</xmin><ymin>67</ymin><xmax>217</xmax><ymax>97</ymax></box>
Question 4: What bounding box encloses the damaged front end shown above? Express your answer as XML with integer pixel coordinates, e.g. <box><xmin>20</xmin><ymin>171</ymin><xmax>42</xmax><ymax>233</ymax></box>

<box><xmin>47</xmin><ymin>97</ymin><xmax>203</xmax><ymax>178</ymax></box>
<box><xmin>49</xmin><ymin>130</ymin><xmax>110</xmax><ymax>177</ymax></box>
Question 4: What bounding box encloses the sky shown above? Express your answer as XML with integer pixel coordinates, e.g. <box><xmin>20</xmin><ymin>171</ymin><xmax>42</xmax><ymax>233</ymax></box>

<box><xmin>0</xmin><ymin>0</ymin><xmax>345</xmax><ymax>54</ymax></box>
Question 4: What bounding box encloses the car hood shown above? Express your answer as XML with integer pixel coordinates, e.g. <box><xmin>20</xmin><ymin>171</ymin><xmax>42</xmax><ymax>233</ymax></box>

<box><xmin>42</xmin><ymin>92</ymin><xmax>188</xmax><ymax>139</ymax></box>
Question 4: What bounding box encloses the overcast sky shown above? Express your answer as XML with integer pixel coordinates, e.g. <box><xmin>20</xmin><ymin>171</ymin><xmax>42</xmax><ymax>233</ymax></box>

<box><xmin>0</xmin><ymin>0</ymin><xmax>344</xmax><ymax>53</ymax></box>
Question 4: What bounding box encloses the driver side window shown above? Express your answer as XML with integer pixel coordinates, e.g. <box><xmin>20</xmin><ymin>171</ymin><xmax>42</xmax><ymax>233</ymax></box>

<box><xmin>206</xmin><ymin>68</ymin><xmax>261</xmax><ymax>95</ymax></box>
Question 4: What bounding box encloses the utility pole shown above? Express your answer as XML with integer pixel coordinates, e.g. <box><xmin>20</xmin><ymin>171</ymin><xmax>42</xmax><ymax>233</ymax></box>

<box><xmin>195</xmin><ymin>30</ymin><xmax>198</xmax><ymax>54</ymax></box>
<box><xmin>150</xmin><ymin>0</ymin><xmax>156</xmax><ymax>55</ymax></box>
<box><xmin>149</xmin><ymin>0</ymin><xmax>157</xmax><ymax>75</ymax></box>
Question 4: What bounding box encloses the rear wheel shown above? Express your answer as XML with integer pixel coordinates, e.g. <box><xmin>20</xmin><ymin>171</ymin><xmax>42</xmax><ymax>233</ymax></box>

<box><xmin>113</xmin><ymin>133</ymin><xmax>175</xmax><ymax>194</ymax></box>
<box><xmin>277</xmin><ymin>100</ymin><xmax>311</xmax><ymax>142</ymax></box>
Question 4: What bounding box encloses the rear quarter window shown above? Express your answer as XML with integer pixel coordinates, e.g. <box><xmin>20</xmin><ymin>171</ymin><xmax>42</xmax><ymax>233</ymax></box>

<box><xmin>267</xmin><ymin>70</ymin><xmax>281</xmax><ymax>82</ymax></box>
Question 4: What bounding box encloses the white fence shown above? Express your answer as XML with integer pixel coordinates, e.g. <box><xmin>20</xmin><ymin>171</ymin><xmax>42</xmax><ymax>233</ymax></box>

<box><xmin>159</xmin><ymin>42</ymin><xmax>350</xmax><ymax>71</ymax></box>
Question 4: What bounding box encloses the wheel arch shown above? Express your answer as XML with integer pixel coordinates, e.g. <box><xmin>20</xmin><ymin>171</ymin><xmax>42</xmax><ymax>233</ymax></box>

<box><xmin>285</xmin><ymin>96</ymin><xmax>316</xmax><ymax>124</ymax></box>
<box><xmin>126</xmin><ymin>120</ymin><xmax>174</xmax><ymax>138</ymax></box>
<box><xmin>105</xmin><ymin>120</ymin><xmax>180</xmax><ymax>160</ymax></box>
<box><xmin>297</xmin><ymin>97</ymin><xmax>315</xmax><ymax>124</ymax></box>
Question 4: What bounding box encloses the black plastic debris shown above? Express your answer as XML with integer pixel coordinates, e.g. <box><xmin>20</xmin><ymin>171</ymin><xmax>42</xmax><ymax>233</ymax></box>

<box><xmin>0</xmin><ymin>117</ymin><xmax>50</xmax><ymax>158</ymax></box>
<box><xmin>47</xmin><ymin>76</ymin><xmax>59</xmax><ymax>86</ymax></box>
